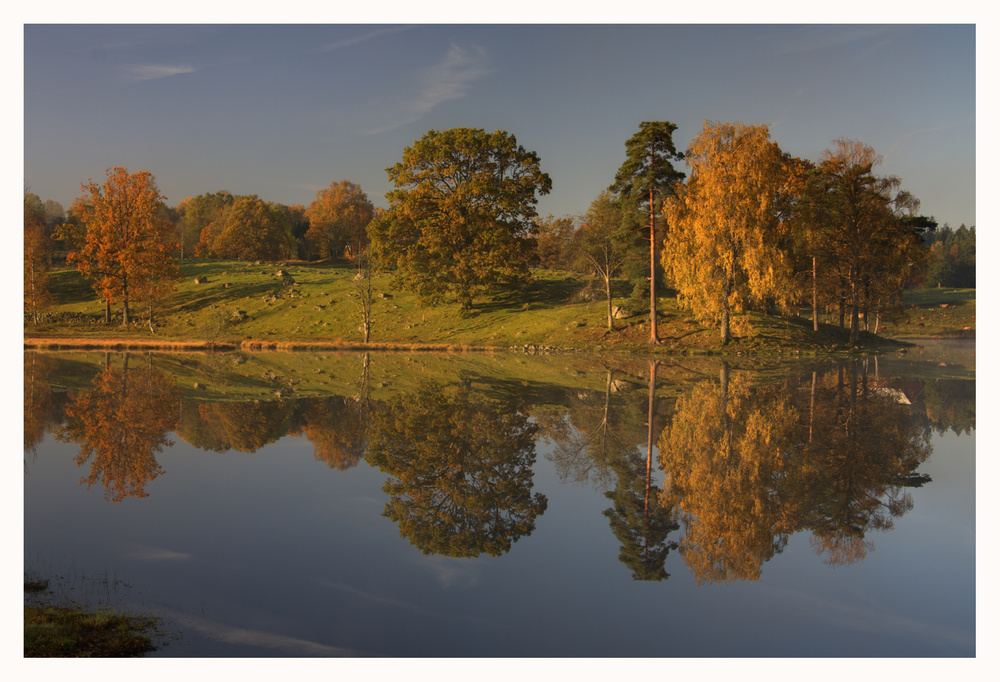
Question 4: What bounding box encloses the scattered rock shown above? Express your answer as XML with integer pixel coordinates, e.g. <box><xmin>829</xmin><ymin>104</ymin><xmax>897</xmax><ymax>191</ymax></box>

<box><xmin>194</xmin><ymin>276</ymin><xmax>209</xmax><ymax>284</ymax></box>
<box><xmin>194</xmin><ymin>382</ymin><xmax>207</xmax><ymax>390</ymax></box>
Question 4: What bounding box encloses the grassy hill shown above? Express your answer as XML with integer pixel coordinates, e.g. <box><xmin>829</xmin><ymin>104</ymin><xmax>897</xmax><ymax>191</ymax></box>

<box><xmin>24</xmin><ymin>260</ymin><xmax>973</xmax><ymax>354</ymax></box>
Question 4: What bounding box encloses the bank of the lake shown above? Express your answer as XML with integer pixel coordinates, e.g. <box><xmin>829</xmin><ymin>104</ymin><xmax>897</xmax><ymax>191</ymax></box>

<box><xmin>24</xmin><ymin>260</ymin><xmax>974</xmax><ymax>355</ymax></box>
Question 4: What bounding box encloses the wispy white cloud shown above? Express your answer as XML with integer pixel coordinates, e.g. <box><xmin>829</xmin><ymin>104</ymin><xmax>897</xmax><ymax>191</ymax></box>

<box><xmin>314</xmin><ymin>26</ymin><xmax>411</xmax><ymax>52</ymax></box>
<box><xmin>362</xmin><ymin>44</ymin><xmax>491</xmax><ymax>135</ymax></box>
<box><xmin>125</xmin><ymin>544</ymin><xmax>191</xmax><ymax>561</ymax></box>
<box><xmin>125</xmin><ymin>63</ymin><xmax>196</xmax><ymax>82</ymax></box>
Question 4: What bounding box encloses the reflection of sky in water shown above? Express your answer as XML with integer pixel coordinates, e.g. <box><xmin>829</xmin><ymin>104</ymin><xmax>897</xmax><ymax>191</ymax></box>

<box><xmin>23</xmin><ymin>360</ymin><xmax>975</xmax><ymax>658</ymax></box>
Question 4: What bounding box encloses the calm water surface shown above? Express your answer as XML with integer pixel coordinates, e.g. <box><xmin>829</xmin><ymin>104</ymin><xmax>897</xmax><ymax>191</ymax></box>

<box><xmin>23</xmin><ymin>343</ymin><xmax>975</xmax><ymax>657</ymax></box>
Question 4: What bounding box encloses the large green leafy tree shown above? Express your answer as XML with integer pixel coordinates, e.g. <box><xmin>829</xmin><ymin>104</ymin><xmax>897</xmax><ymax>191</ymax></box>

<box><xmin>610</xmin><ymin>121</ymin><xmax>685</xmax><ymax>343</ymax></box>
<box><xmin>369</xmin><ymin>127</ymin><xmax>552</xmax><ymax>310</ymax></box>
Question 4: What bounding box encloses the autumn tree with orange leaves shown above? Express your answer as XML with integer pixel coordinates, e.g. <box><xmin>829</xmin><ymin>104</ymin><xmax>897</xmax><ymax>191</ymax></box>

<box><xmin>70</xmin><ymin>167</ymin><xmax>178</xmax><ymax>328</ymax></box>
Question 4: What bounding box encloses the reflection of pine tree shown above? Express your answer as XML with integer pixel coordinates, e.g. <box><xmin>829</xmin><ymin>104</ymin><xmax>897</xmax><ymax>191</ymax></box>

<box><xmin>603</xmin><ymin>452</ymin><xmax>678</xmax><ymax>580</ymax></box>
<box><xmin>604</xmin><ymin>361</ymin><xmax>678</xmax><ymax>581</ymax></box>
<box><xmin>368</xmin><ymin>382</ymin><xmax>547</xmax><ymax>558</ymax></box>
<box><xmin>58</xmin><ymin>353</ymin><xmax>179</xmax><ymax>501</ymax></box>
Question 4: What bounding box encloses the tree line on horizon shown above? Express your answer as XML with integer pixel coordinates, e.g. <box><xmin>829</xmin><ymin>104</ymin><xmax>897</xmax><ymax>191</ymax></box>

<box><xmin>24</xmin><ymin>119</ymin><xmax>974</xmax><ymax>345</ymax></box>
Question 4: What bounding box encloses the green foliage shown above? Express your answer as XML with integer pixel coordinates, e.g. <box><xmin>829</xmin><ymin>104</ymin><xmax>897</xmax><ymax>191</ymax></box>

<box><xmin>369</xmin><ymin>127</ymin><xmax>552</xmax><ymax>309</ymax></box>
<box><xmin>925</xmin><ymin>224</ymin><xmax>975</xmax><ymax>288</ymax></box>
<box><xmin>199</xmin><ymin>195</ymin><xmax>294</xmax><ymax>261</ymax></box>
<box><xmin>177</xmin><ymin>191</ymin><xmax>234</xmax><ymax>257</ymax></box>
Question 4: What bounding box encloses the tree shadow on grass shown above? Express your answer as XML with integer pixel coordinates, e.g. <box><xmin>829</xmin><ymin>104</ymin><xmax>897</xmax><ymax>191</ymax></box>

<box><xmin>474</xmin><ymin>276</ymin><xmax>584</xmax><ymax>313</ymax></box>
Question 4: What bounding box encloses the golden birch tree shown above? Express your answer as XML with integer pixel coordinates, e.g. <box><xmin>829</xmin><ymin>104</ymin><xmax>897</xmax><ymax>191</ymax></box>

<box><xmin>662</xmin><ymin>121</ymin><xmax>795</xmax><ymax>344</ymax></box>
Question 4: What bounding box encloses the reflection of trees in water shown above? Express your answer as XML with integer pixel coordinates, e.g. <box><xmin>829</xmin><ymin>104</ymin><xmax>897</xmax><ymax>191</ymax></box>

<box><xmin>367</xmin><ymin>382</ymin><xmax>547</xmax><ymax>558</ymax></box>
<box><xmin>659</xmin><ymin>363</ymin><xmax>797</xmax><ymax>583</ymax></box>
<box><xmin>791</xmin><ymin>361</ymin><xmax>932</xmax><ymax>566</ymax></box>
<box><xmin>299</xmin><ymin>395</ymin><xmax>368</xmax><ymax>470</ymax></box>
<box><xmin>57</xmin><ymin>354</ymin><xmax>179</xmax><ymax>501</ymax></box>
<box><xmin>192</xmin><ymin>400</ymin><xmax>294</xmax><ymax>453</ymax></box>
<box><xmin>659</xmin><ymin>359</ymin><xmax>932</xmax><ymax>583</ymax></box>
<box><xmin>603</xmin><ymin>361</ymin><xmax>679</xmax><ymax>581</ymax></box>
<box><xmin>921</xmin><ymin>379</ymin><xmax>975</xmax><ymax>436</ymax></box>
<box><xmin>24</xmin><ymin>351</ymin><xmax>56</xmax><ymax>457</ymax></box>
<box><xmin>537</xmin><ymin>362</ymin><xmax>679</xmax><ymax>580</ymax></box>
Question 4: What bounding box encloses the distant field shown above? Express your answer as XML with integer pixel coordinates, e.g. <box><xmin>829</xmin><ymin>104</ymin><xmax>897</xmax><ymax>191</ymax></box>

<box><xmin>884</xmin><ymin>287</ymin><xmax>976</xmax><ymax>338</ymax></box>
<box><xmin>25</xmin><ymin>260</ymin><xmax>970</xmax><ymax>353</ymax></box>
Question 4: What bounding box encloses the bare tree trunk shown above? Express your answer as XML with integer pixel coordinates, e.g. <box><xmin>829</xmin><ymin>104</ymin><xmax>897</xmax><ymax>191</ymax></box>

<box><xmin>649</xmin><ymin>185</ymin><xmax>659</xmax><ymax>344</ymax></box>
<box><xmin>812</xmin><ymin>256</ymin><xmax>819</xmax><ymax>332</ymax></box>
<box><xmin>605</xmin><ymin>273</ymin><xmax>614</xmax><ymax>331</ymax></box>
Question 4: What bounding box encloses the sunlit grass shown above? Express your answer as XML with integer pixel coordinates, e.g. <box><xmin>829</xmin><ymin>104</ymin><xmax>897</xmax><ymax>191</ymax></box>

<box><xmin>26</xmin><ymin>260</ymin><xmax>970</xmax><ymax>353</ymax></box>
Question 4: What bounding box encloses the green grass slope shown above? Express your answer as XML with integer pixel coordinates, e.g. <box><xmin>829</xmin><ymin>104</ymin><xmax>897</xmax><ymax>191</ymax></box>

<box><xmin>25</xmin><ymin>260</ymin><xmax>972</xmax><ymax>354</ymax></box>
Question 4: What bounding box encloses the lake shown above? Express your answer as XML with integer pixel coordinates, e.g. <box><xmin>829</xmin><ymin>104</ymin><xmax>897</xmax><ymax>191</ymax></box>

<box><xmin>22</xmin><ymin>342</ymin><xmax>975</xmax><ymax>657</ymax></box>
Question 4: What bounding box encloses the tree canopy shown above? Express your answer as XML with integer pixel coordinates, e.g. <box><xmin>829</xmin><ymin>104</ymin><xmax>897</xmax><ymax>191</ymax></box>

<box><xmin>68</xmin><ymin>167</ymin><xmax>177</xmax><ymax>326</ymax></box>
<box><xmin>610</xmin><ymin>121</ymin><xmax>686</xmax><ymax>343</ymax></box>
<box><xmin>305</xmin><ymin>180</ymin><xmax>375</xmax><ymax>261</ymax></box>
<box><xmin>663</xmin><ymin>121</ymin><xmax>795</xmax><ymax>344</ymax></box>
<box><xmin>197</xmin><ymin>195</ymin><xmax>294</xmax><ymax>261</ymax></box>
<box><xmin>369</xmin><ymin>127</ymin><xmax>552</xmax><ymax>309</ymax></box>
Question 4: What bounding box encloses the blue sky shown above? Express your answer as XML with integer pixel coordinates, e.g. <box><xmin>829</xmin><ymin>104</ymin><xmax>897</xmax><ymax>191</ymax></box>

<box><xmin>21</xmin><ymin>21</ymin><xmax>976</xmax><ymax>229</ymax></box>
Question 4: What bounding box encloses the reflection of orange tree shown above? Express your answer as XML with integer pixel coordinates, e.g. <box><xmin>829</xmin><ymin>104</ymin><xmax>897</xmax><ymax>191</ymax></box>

<box><xmin>659</xmin><ymin>360</ymin><xmax>933</xmax><ymax>582</ymax></box>
<box><xmin>24</xmin><ymin>351</ymin><xmax>55</xmax><ymax>456</ymax></box>
<box><xmin>367</xmin><ymin>382</ymin><xmax>547</xmax><ymax>558</ymax></box>
<box><xmin>659</xmin><ymin>364</ymin><xmax>797</xmax><ymax>583</ymax></box>
<box><xmin>58</xmin><ymin>354</ymin><xmax>179</xmax><ymax>501</ymax></box>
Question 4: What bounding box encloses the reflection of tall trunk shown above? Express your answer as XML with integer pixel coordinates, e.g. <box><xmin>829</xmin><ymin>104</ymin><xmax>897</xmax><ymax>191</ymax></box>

<box><xmin>720</xmin><ymin>361</ymin><xmax>733</xmax><ymax>463</ymax></box>
<box><xmin>602</xmin><ymin>369</ymin><xmax>613</xmax><ymax>456</ymax></box>
<box><xmin>645</xmin><ymin>360</ymin><xmax>659</xmax><ymax>514</ymax></box>
<box><xmin>809</xmin><ymin>371</ymin><xmax>816</xmax><ymax>443</ymax></box>
<box><xmin>847</xmin><ymin>359</ymin><xmax>858</xmax><ymax>437</ymax></box>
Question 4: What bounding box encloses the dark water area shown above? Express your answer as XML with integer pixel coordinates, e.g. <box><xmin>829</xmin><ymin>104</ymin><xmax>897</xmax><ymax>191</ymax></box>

<box><xmin>22</xmin><ymin>342</ymin><xmax>975</xmax><ymax>657</ymax></box>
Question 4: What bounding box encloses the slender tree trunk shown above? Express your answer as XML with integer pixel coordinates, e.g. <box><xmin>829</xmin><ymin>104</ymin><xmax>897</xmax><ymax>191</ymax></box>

<box><xmin>122</xmin><ymin>276</ymin><xmax>131</xmax><ymax>327</ymax></box>
<box><xmin>849</xmin><ymin>271</ymin><xmax>860</xmax><ymax>345</ymax></box>
<box><xmin>812</xmin><ymin>256</ymin><xmax>819</xmax><ymax>332</ymax></box>
<box><xmin>720</xmin><ymin>273</ymin><xmax>733</xmax><ymax>345</ymax></box>
<box><xmin>649</xmin><ymin>185</ymin><xmax>659</xmax><ymax>344</ymax></box>
<box><xmin>105</xmin><ymin>299</ymin><xmax>111</xmax><ymax>324</ymax></box>
<box><xmin>605</xmin><ymin>273</ymin><xmax>614</xmax><ymax>331</ymax></box>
